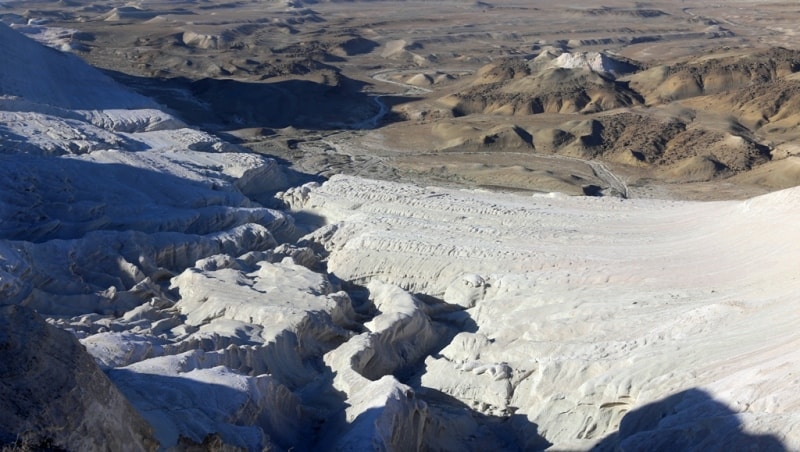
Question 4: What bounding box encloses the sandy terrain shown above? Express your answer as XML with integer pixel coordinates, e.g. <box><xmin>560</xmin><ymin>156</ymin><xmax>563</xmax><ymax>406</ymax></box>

<box><xmin>3</xmin><ymin>0</ymin><xmax>800</xmax><ymax>199</ymax></box>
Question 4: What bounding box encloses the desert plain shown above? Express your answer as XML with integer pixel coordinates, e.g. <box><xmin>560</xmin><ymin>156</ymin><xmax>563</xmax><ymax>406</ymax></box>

<box><xmin>1</xmin><ymin>0</ymin><xmax>800</xmax><ymax>450</ymax></box>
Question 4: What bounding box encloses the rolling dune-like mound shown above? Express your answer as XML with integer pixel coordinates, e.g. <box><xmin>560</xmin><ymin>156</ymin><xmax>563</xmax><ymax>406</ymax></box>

<box><xmin>665</xmin><ymin>155</ymin><xmax>732</xmax><ymax>182</ymax></box>
<box><xmin>428</xmin><ymin>110</ymin><xmax>769</xmax><ymax>177</ymax></box>
<box><xmin>730</xmin><ymin>156</ymin><xmax>800</xmax><ymax>190</ymax></box>
<box><xmin>424</xmin><ymin>46</ymin><xmax>800</xmax><ymax>181</ymax></box>
<box><xmin>405</xmin><ymin>72</ymin><xmax>434</xmax><ymax>87</ymax></box>
<box><xmin>682</xmin><ymin>78</ymin><xmax>800</xmax><ymax>146</ymax></box>
<box><xmin>571</xmin><ymin>6</ymin><xmax>669</xmax><ymax>19</ymax></box>
<box><xmin>431</xmin><ymin>122</ymin><xmax>532</xmax><ymax>150</ymax></box>
<box><xmin>471</xmin><ymin>56</ymin><xmax>533</xmax><ymax>84</ymax></box>
<box><xmin>378</xmin><ymin>38</ymin><xmax>429</xmax><ymax>65</ymax></box>
<box><xmin>434</xmin><ymin>47</ymin><xmax>786</xmax><ymax>180</ymax></box>
<box><xmin>102</xmin><ymin>6</ymin><xmax>161</xmax><ymax>22</ymax></box>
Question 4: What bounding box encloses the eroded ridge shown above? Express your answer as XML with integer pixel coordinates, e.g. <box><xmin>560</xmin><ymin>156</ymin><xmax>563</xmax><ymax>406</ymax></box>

<box><xmin>284</xmin><ymin>174</ymin><xmax>800</xmax><ymax>450</ymax></box>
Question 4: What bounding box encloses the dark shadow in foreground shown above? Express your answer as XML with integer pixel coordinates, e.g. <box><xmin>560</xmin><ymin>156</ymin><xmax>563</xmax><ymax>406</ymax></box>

<box><xmin>591</xmin><ymin>388</ymin><xmax>786</xmax><ymax>452</ymax></box>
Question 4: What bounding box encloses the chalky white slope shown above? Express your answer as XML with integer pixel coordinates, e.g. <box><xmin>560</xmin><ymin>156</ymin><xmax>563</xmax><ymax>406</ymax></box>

<box><xmin>0</xmin><ymin>22</ymin><xmax>443</xmax><ymax>452</ymax></box>
<box><xmin>0</xmin><ymin>22</ymin><xmax>314</xmax><ymax>451</ymax></box>
<box><xmin>285</xmin><ymin>175</ymin><xmax>800</xmax><ymax>450</ymax></box>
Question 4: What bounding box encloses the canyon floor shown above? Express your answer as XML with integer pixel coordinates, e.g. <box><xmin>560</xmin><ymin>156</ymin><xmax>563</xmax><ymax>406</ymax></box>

<box><xmin>1</xmin><ymin>0</ymin><xmax>800</xmax><ymax>451</ymax></box>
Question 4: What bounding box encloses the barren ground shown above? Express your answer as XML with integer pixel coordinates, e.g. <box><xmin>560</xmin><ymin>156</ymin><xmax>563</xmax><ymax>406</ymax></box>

<box><xmin>4</xmin><ymin>0</ymin><xmax>800</xmax><ymax>199</ymax></box>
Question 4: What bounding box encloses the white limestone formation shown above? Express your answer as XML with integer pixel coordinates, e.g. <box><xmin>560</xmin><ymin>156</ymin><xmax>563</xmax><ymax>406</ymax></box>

<box><xmin>528</xmin><ymin>49</ymin><xmax>638</xmax><ymax>78</ymax></box>
<box><xmin>285</xmin><ymin>174</ymin><xmax>800</xmax><ymax>450</ymax></box>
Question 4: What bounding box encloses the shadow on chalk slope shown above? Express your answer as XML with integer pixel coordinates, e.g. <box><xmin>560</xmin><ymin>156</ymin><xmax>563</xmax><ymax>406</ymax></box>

<box><xmin>591</xmin><ymin>388</ymin><xmax>786</xmax><ymax>452</ymax></box>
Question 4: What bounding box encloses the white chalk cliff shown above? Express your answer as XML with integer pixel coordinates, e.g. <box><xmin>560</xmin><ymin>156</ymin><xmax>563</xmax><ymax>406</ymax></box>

<box><xmin>284</xmin><ymin>175</ymin><xmax>800</xmax><ymax>451</ymax></box>
<box><xmin>1</xmin><ymin>21</ymin><xmax>799</xmax><ymax>452</ymax></box>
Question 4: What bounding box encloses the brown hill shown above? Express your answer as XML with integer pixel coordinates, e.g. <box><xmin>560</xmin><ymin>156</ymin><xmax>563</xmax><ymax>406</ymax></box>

<box><xmin>628</xmin><ymin>47</ymin><xmax>800</xmax><ymax>104</ymax></box>
<box><xmin>555</xmin><ymin>113</ymin><xmax>769</xmax><ymax>172</ymax></box>
<box><xmin>682</xmin><ymin>78</ymin><xmax>800</xmax><ymax>142</ymax></box>
<box><xmin>442</xmin><ymin>65</ymin><xmax>641</xmax><ymax>116</ymax></box>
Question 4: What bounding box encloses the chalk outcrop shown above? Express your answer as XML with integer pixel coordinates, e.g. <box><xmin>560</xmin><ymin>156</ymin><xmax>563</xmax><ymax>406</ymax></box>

<box><xmin>288</xmin><ymin>175</ymin><xmax>800</xmax><ymax>450</ymax></box>
<box><xmin>0</xmin><ymin>22</ymin><xmax>310</xmax><ymax>450</ymax></box>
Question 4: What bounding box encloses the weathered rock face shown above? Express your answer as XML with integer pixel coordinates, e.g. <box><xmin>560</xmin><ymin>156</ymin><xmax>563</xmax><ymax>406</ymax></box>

<box><xmin>288</xmin><ymin>174</ymin><xmax>800</xmax><ymax>450</ymax></box>
<box><xmin>0</xmin><ymin>304</ymin><xmax>157</xmax><ymax>451</ymax></box>
<box><xmin>0</xmin><ymin>23</ymin><xmax>309</xmax><ymax>450</ymax></box>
